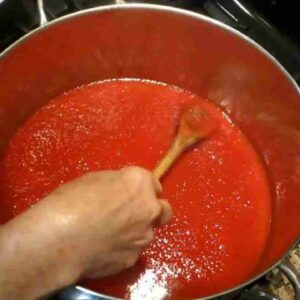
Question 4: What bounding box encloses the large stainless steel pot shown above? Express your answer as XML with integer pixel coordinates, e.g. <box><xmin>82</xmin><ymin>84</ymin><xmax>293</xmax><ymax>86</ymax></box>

<box><xmin>0</xmin><ymin>3</ymin><xmax>299</xmax><ymax>300</ymax></box>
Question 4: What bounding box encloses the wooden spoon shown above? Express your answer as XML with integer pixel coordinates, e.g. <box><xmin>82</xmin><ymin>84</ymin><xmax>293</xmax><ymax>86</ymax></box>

<box><xmin>153</xmin><ymin>105</ymin><xmax>217</xmax><ymax>180</ymax></box>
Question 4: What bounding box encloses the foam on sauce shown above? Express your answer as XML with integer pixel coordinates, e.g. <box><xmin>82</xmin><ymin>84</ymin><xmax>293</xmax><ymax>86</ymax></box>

<box><xmin>0</xmin><ymin>79</ymin><xmax>271</xmax><ymax>299</ymax></box>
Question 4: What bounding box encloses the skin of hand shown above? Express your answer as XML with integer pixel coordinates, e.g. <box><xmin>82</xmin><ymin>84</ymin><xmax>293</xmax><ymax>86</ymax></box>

<box><xmin>0</xmin><ymin>166</ymin><xmax>172</xmax><ymax>300</ymax></box>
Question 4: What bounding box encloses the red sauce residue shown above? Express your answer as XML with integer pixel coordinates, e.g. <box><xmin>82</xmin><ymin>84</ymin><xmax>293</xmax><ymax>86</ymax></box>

<box><xmin>179</xmin><ymin>104</ymin><xmax>217</xmax><ymax>140</ymax></box>
<box><xmin>0</xmin><ymin>80</ymin><xmax>271</xmax><ymax>299</ymax></box>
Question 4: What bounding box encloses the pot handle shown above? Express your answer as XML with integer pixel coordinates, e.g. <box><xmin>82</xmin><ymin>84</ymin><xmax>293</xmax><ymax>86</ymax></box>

<box><xmin>36</xmin><ymin>0</ymin><xmax>127</xmax><ymax>27</ymax></box>
<box><xmin>279</xmin><ymin>260</ymin><xmax>300</xmax><ymax>300</ymax></box>
<box><xmin>239</xmin><ymin>286</ymin><xmax>280</xmax><ymax>300</ymax></box>
<box><xmin>37</xmin><ymin>0</ymin><xmax>48</xmax><ymax>26</ymax></box>
<box><xmin>240</xmin><ymin>258</ymin><xmax>300</xmax><ymax>300</ymax></box>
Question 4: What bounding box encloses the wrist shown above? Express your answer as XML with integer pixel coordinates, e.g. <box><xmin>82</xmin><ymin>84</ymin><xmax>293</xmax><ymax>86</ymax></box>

<box><xmin>0</xmin><ymin>205</ymin><xmax>83</xmax><ymax>299</ymax></box>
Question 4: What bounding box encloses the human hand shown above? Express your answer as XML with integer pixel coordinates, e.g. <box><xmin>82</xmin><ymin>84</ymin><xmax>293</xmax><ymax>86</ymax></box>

<box><xmin>0</xmin><ymin>167</ymin><xmax>172</xmax><ymax>300</ymax></box>
<box><xmin>44</xmin><ymin>166</ymin><xmax>172</xmax><ymax>278</ymax></box>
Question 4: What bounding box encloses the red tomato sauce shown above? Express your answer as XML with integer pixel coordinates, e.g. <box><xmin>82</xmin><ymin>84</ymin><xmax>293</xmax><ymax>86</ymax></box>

<box><xmin>0</xmin><ymin>80</ymin><xmax>271</xmax><ymax>299</ymax></box>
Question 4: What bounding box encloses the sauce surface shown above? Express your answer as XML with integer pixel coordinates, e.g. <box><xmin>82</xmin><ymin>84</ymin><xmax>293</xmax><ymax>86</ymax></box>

<box><xmin>0</xmin><ymin>80</ymin><xmax>271</xmax><ymax>299</ymax></box>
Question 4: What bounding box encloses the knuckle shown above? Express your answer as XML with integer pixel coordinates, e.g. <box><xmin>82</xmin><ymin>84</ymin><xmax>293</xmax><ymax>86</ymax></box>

<box><xmin>122</xmin><ymin>166</ymin><xmax>145</xmax><ymax>175</ymax></box>
<box><xmin>148</xmin><ymin>203</ymin><xmax>161</xmax><ymax>221</ymax></box>
<box><xmin>125</xmin><ymin>253</ymin><xmax>139</xmax><ymax>268</ymax></box>
<box><xmin>80</xmin><ymin>171</ymin><xmax>95</xmax><ymax>181</ymax></box>
<box><xmin>121</xmin><ymin>167</ymin><xmax>154</xmax><ymax>196</ymax></box>
<box><xmin>145</xmin><ymin>229</ymin><xmax>154</xmax><ymax>243</ymax></box>
<box><xmin>134</xmin><ymin>229</ymin><xmax>155</xmax><ymax>247</ymax></box>
<box><xmin>144</xmin><ymin>231</ymin><xmax>155</xmax><ymax>248</ymax></box>
<box><xmin>82</xmin><ymin>171</ymin><xmax>102</xmax><ymax>182</ymax></box>
<box><xmin>122</xmin><ymin>166</ymin><xmax>152</xmax><ymax>182</ymax></box>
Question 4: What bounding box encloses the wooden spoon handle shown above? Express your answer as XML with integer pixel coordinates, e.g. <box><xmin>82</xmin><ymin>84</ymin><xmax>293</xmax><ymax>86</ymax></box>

<box><xmin>153</xmin><ymin>134</ymin><xmax>198</xmax><ymax>179</ymax></box>
<box><xmin>153</xmin><ymin>142</ymin><xmax>183</xmax><ymax>180</ymax></box>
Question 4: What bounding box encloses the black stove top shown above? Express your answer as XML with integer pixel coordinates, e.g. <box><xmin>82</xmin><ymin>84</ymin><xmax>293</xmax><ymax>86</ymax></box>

<box><xmin>0</xmin><ymin>1</ymin><xmax>299</xmax><ymax>299</ymax></box>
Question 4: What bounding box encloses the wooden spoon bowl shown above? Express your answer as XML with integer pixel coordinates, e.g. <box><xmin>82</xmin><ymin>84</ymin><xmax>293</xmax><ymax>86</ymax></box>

<box><xmin>153</xmin><ymin>105</ymin><xmax>217</xmax><ymax>179</ymax></box>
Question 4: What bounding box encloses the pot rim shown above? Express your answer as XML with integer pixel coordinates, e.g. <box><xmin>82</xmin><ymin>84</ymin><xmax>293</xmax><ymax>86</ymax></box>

<box><xmin>0</xmin><ymin>3</ymin><xmax>299</xmax><ymax>299</ymax></box>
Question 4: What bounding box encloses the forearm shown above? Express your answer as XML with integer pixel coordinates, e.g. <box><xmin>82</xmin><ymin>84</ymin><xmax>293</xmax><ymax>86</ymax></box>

<box><xmin>0</xmin><ymin>201</ymin><xmax>82</xmax><ymax>300</ymax></box>
<box><xmin>0</xmin><ymin>167</ymin><xmax>172</xmax><ymax>299</ymax></box>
